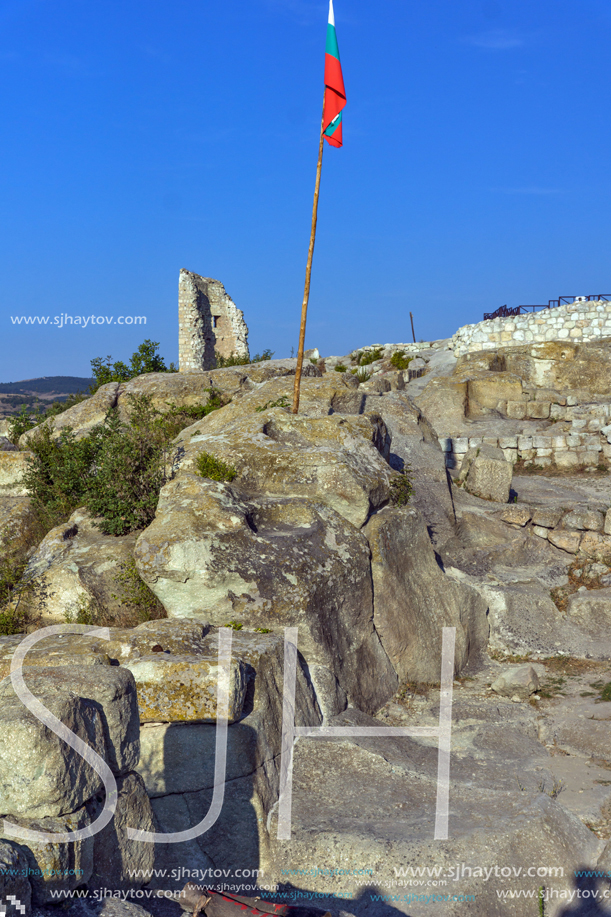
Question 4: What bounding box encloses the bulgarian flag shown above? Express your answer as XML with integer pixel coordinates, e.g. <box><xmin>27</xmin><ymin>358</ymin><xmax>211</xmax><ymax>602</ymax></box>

<box><xmin>323</xmin><ymin>0</ymin><xmax>346</xmax><ymax>147</ymax></box>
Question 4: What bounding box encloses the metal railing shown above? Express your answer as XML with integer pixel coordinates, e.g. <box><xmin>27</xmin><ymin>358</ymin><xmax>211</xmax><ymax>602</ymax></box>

<box><xmin>483</xmin><ymin>295</ymin><xmax>611</xmax><ymax>322</ymax></box>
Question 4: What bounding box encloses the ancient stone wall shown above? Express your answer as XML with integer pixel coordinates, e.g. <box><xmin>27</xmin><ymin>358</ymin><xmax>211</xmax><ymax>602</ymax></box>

<box><xmin>178</xmin><ymin>269</ymin><xmax>249</xmax><ymax>372</ymax></box>
<box><xmin>453</xmin><ymin>300</ymin><xmax>611</xmax><ymax>356</ymax></box>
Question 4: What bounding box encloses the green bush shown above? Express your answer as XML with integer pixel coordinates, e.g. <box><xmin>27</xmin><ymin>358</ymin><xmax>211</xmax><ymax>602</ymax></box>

<box><xmin>160</xmin><ymin>389</ymin><xmax>228</xmax><ymax>439</ymax></box>
<box><xmin>390</xmin><ymin>351</ymin><xmax>413</xmax><ymax>371</ymax></box>
<box><xmin>334</xmin><ymin>364</ymin><xmax>347</xmax><ymax>373</ymax></box>
<box><xmin>7</xmin><ymin>405</ymin><xmax>45</xmax><ymax>444</ymax></box>
<box><xmin>215</xmin><ymin>348</ymin><xmax>274</xmax><ymax>368</ymax></box>
<box><xmin>0</xmin><ymin>555</ymin><xmax>31</xmax><ymax>635</ymax></box>
<box><xmin>110</xmin><ymin>559</ymin><xmax>166</xmax><ymax>625</ymax></box>
<box><xmin>389</xmin><ymin>471</ymin><xmax>413</xmax><ymax>507</ymax></box>
<box><xmin>357</xmin><ymin>348</ymin><xmax>383</xmax><ymax>367</ymax></box>
<box><xmin>85</xmin><ymin>397</ymin><xmax>170</xmax><ymax>536</ymax></box>
<box><xmin>23</xmin><ymin>424</ymin><xmax>100</xmax><ymax>530</ymax></box>
<box><xmin>255</xmin><ymin>395</ymin><xmax>289</xmax><ymax>413</ymax></box>
<box><xmin>196</xmin><ymin>451</ymin><xmax>237</xmax><ymax>482</ymax></box>
<box><xmin>90</xmin><ymin>340</ymin><xmax>177</xmax><ymax>393</ymax></box>
<box><xmin>21</xmin><ymin>390</ymin><xmax>229</xmax><ymax>538</ymax></box>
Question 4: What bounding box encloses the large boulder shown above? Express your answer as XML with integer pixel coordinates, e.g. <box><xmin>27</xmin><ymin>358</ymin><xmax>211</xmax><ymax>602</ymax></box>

<box><xmin>0</xmin><ymin>665</ymin><xmax>140</xmax><ymax>776</ymax></box>
<box><xmin>459</xmin><ymin>444</ymin><xmax>512</xmax><ymax>503</ymax></box>
<box><xmin>363</xmin><ymin>506</ymin><xmax>489</xmax><ymax>683</ymax></box>
<box><xmin>20</xmin><ymin>508</ymin><xmax>141</xmax><ymax>625</ymax></box>
<box><xmin>19</xmin><ymin>382</ymin><xmax>120</xmax><ymax>447</ymax></box>
<box><xmin>134</xmin><ymin>477</ymin><xmax>397</xmax><ymax>713</ymax></box>
<box><xmin>174</xmin><ymin>408</ymin><xmax>392</xmax><ymax>529</ymax></box>
<box><xmin>0</xmin><ymin>691</ymin><xmax>106</xmax><ymax>818</ymax></box>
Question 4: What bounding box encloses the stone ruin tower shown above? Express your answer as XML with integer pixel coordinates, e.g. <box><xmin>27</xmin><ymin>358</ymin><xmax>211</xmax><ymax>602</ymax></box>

<box><xmin>178</xmin><ymin>269</ymin><xmax>249</xmax><ymax>372</ymax></box>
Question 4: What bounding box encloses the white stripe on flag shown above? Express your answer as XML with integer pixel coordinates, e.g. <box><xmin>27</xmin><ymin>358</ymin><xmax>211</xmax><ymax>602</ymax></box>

<box><xmin>329</xmin><ymin>0</ymin><xmax>335</xmax><ymax>28</ymax></box>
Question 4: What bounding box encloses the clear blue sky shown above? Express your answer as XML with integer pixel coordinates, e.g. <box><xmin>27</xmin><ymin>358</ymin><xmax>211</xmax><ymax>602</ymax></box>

<box><xmin>2</xmin><ymin>0</ymin><xmax>610</xmax><ymax>380</ymax></box>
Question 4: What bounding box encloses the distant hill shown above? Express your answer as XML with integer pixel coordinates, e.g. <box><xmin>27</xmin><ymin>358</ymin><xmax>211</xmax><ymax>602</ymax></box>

<box><xmin>0</xmin><ymin>376</ymin><xmax>93</xmax><ymax>395</ymax></box>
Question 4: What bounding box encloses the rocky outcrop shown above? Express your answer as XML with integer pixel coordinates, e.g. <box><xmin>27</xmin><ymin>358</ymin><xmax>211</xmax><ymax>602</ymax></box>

<box><xmin>134</xmin><ymin>478</ymin><xmax>397</xmax><ymax>713</ymax></box>
<box><xmin>364</xmin><ymin>506</ymin><xmax>489</xmax><ymax>683</ymax></box>
<box><xmin>20</xmin><ymin>509</ymin><xmax>140</xmax><ymax>625</ymax></box>
<box><xmin>174</xmin><ymin>407</ymin><xmax>392</xmax><ymax>528</ymax></box>
<box><xmin>458</xmin><ymin>444</ymin><xmax>513</xmax><ymax>503</ymax></box>
<box><xmin>0</xmin><ymin>452</ymin><xmax>32</xmax><ymax>496</ymax></box>
<box><xmin>19</xmin><ymin>382</ymin><xmax>120</xmax><ymax>447</ymax></box>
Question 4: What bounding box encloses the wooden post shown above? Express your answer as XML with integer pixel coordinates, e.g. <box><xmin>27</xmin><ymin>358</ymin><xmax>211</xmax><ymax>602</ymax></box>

<box><xmin>409</xmin><ymin>311</ymin><xmax>416</xmax><ymax>344</ymax></box>
<box><xmin>292</xmin><ymin>98</ymin><xmax>326</xmax><ymax>414</ymax></box>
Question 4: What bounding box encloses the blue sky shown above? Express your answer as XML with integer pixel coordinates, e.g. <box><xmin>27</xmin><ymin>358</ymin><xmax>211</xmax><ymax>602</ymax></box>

<box><xmin>1</xmin><ymin>0</ymin><xmax>611</xmax><ymax>380</ymax></box>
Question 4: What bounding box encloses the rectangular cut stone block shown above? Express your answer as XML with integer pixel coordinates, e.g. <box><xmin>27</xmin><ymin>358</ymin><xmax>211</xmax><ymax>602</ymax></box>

<box><xmin>124</xmin><ymin>654</ymin><xmax>248</xmax><ymax>724</ymax></box>
<box><xmin>502</xmin><ymin>448</ymin><xmax>518</xmax><ymax>464</ymax></box>
<box><xmin>499</xmin><ymin>436</ymin><xmax>518</xmax><ymax>449</ymax></box>
<box><xmin>555</xmin><ymin>451</ymin><xmax>580</xmax><ymax>470</ymax></box>
<box><xmin>580</xmin><ymin>452</ymin><xmax>599</xmax><ymax>466</ymax></box>
<box><xmin>532</xmin><ymin>525</ymin><xmax>549</xmax><ymax>539</ymax></box>
<box><xmin>532</xmin><ymin>507</ymin><xmax>564</xmax><ymax>528</ymax></box>
<box><xmin>499</xmin><ymin>505</ymin><xmax>532</xmax><ymax>526</ymax></box>
<box><xmin>506</xmin><ymin>401</ymin><xmax>527</xmax><ymax>419</ymax></box>
<box><xmin>518</xmin><ymin>436</ymin><xmax>533</xmax><ymax>451</ymax></box>
<box><xmin>548</xmin><ymin>530</ymin><xmax>581</xmax><ymax>554</ymax></box>
<box><xmin>527</xmin><ymin>402</ymin><xmax>551</xmax><ymax>419</ymax></box>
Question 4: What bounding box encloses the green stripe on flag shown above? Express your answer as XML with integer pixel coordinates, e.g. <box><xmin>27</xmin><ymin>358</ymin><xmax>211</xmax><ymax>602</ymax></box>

<box><xmin>326</xmin><ymin>23</ymin><xmax>340</xmax><ymax>59</ymax></box>
<box><xmin>324</xmin><ymin>112</ymin><xmax>342</xmax><ymax>137</ymax></box>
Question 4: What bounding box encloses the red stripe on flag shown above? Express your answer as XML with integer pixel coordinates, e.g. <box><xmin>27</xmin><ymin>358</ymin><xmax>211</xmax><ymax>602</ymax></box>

<box><xmin>324</xmin><ymin>53</ymin><xmax>345</xmax><ymax>101</ymax></box>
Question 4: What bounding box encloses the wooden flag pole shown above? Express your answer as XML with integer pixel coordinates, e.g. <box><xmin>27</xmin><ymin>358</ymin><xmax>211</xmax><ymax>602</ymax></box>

<box><xmin>292</xmin><ymin>97</ymin><xmax>326</xmax><ymax>414</ymax></box>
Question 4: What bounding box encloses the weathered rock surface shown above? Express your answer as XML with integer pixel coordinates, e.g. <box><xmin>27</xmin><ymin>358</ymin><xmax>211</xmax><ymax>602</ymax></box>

<box><xmin>566</xmin><ymin>587</ymin><xmax>611</xmax><ymax>635</ymax></box>
<box><xmin>21</xmin><ymin>508</ymin><xmax>139</xmax><ymax>625</ymax></box>
<box><xmin>135</xmin><ymin>479</ymin><xmax>397</xmax><ymax>713</ymax></box>
<box><xmin>0</xmin><ymin>665</ymin><xmax>140</xmax><ymax>776</ymax></box>
<box><xmin>0</xmin><ymin>840</ymin><xmax>32</xmax><ymax>916</ymax></box>
<box><xmin>0</xmin><ymin>452</ymin><xmax>32</xmax><ymax>497</ymax></box>
<box><xmin>87</xmin><ymin>772</ymin><xmax>156</xmax><ymax>892</ymax></box>
<box><xmin>19</xmin><ymin>382</ymin><xmax>120</xmax><ymax>447</ymax></box>
<box><xmin>364</xmin><ymin>506</ymin><xmax>488</xmax><ymax>683</ymax></box>
<box><xmin>0</xmin><ymin>497</ymin><xmax>37</xmax><ymax>555</ymax></box>
<box><xmin>0</xmin><ymin>803</ymin><xmax>94</xmax><ymax>903</ymax></box>
<box><xmin>0</xmin><ymin>692</ymin><xmax>106</xmax><ymax>818</ymax></box>
<box><xmin>265</xmin><ymin>707</ymin><xmax>602</xmax><ymax>917</ymax></box>
<box><xmin>0</xmin><ymin>632</ymin><xmax>111</xmax><ymax>680</ymax></box>
<box><xmin>175</xmin><ymin>408</ymin><xmax>392</xmax><ymax>528</ymax></box>
<box><xmin>459</xmin><ymin>444</ymin><xmax>512</xmax><ymax>503</ymax></box>
<box><xmin>124</xmin><ymin>653</ymin><xmax>248</xmax><ymax>723</ymax></box>
<box><xmin>491</xmin><ymin>664</ymin><xmax>539</xmax><ymax>699</ymax></box>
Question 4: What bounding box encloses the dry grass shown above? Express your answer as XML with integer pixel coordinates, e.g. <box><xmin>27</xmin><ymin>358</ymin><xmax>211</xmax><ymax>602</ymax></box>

<box><xmin>550</xmin><ymin>560</ymin><xmax>611</xmax><ymax>613</ymax></box>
